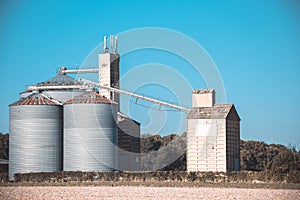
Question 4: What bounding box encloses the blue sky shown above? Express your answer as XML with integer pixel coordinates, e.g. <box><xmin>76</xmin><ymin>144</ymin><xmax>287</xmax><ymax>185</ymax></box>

<box><xmin>0</xmin><ymin>0</ymin><xmax>299</xmax><ymax>147</ymax></box>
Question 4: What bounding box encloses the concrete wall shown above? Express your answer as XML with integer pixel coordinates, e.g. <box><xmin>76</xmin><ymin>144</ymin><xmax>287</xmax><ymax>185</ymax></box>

<box><xmin>99</xmin><ymin>53</ymin><xmax>120</xmax><ymax>110</ymax></box>
<box><xmin>99</xmin><ymin>53</ymin><xmax>111</xmax><ymax>99</ymax></box>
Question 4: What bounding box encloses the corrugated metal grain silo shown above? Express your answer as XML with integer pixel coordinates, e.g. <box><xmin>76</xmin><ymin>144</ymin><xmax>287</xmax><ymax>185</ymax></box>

<box><xmin>9</xmin><ymin>93</ymin><xmax>63</xmax><ymax>180</ymax></box>
<box><xmin>63</xmin><ymin>92</ymin><xmax>118</xmax><ymax>171</ymax></box>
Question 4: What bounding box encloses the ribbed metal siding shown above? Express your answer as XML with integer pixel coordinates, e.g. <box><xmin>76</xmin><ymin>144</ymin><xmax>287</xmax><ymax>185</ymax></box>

<box><xmin>64</xmin><ymin>104</ymin><xmax>118</xmax><ymax>171</ymax></box>
<box><xmin>9</xmin><ymin>105</ymin><xmax>63</xmax><ymax>180</ymax></box>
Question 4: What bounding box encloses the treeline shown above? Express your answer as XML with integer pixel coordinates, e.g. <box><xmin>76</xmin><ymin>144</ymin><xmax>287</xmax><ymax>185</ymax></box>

<box><xmin>140</xmin><ymin>133</ymin><xmax>187</xmax><ymax>171</ymax></box>
<box><xmin>141</xmin><ymin>133</ymin><xmax>300</xmax><ymax>174</ymax></box>
<box><xmin>240</xmin><ymin>140</ymin><xmax>300</xmax><ymax>174</ymax></box>
<box><xmin>0</xmin><ymin>133</ymin><xmax>9</xmax><ymax>160</ymax></box>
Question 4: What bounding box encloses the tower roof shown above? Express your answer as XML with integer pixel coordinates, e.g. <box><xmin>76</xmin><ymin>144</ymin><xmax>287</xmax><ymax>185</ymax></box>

<box><xmin>187</xmin><ymin>104</ymin><xmax>240</xmax><ymax>120</ymax></box>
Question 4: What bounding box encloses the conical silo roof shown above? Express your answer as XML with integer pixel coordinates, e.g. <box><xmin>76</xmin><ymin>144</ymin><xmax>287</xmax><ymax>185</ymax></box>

<box><xmin>37</xmin><ymin>74</ymin><xmax>80</xmax><ymax>86</ymax></box>
<box><xmin>64</xmin><ymin>92</ymin><xmax>116</xmax><ymax>104</ymax></box>
<box><xmin>10</xmin><ymin>93</ymin><xmax>61</xmax><ymax>106</ymax></box>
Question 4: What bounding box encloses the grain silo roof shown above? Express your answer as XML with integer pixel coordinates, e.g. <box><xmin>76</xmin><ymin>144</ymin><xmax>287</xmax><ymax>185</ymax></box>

<box><xmin>64</xmin><ymin>92</ymin><xmax>116</xmax><ymax>104</ymax></box>
<box><xmin>187</xmin><ymin>104</ymin><xmax>234</xmax><ymax>119</ymax></box>
<box><xmin>10</xmin><ymin>93</ymin><xmax>61</xmax><ymax>106</ymax></box>
<box><xmin>37</xmin><ymin>74</ymin><xmax>80</xmax><ymax>86</ymax></box>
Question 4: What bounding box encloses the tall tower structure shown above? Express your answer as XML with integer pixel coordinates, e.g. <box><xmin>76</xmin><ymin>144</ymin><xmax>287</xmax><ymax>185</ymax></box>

<box><xmin>99</xmin><ymin>35</ymin><xmax>120</xmax><ymax>110</ymax></box>
<box><xmin>99</xmin><ymin>35</ymin><xmax>141</xmax><ymax>171</ymax></box>
<box><xmin>187</xmin><ymin>89</ymin><xmax>240</xmax><ymax>172</ymax></box>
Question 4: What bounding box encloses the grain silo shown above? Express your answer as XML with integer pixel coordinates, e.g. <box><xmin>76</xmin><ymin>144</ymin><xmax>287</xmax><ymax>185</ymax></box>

<box><xmin>63</xmin><ymin>92</ymin><xmax>118</xmax><ymax>171</ymax></box>
<box><xmin>9</xmin><ymin>93</ymin><xmax>63</xmax><ymax>180</ymax></box>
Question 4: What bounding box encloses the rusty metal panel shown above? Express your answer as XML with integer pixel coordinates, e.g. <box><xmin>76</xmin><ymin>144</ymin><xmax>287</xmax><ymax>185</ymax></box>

<box><xmin>10</xmin><ymin>94</ymin><xmax>60</xmax><ymax>106</ymax></box>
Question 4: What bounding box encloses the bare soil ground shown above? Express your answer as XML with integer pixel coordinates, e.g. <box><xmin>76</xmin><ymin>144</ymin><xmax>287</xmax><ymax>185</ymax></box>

<box><xmin>0</xmin><ymin>186</ymin><xmax>299</xmax><ymax>200</ymax></box>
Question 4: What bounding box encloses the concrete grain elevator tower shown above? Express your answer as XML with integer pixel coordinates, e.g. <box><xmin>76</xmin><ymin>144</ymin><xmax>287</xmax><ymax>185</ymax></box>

<box><xmin>99</xmin><ymin>35</ymin><xmax>140</xmax><ymax>171</ymax></box>
<box><xmin>186</xmin><ymin>89</ymin><xmax>240</xmax><ymax>172</ymax></box>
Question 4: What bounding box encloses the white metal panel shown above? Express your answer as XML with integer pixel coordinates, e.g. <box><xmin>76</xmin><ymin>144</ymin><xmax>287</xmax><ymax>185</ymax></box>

<box><xmin>195</xmin><ymin>123</ymin><xmax>217</xmax><ymax>136</ymax></box>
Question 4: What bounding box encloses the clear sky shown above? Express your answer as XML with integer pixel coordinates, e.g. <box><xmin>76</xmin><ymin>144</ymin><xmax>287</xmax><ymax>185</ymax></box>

<box><xmin>0</xmin><ymin>0</ymin><xmax>299</xmax><ymax>148</ymax></box>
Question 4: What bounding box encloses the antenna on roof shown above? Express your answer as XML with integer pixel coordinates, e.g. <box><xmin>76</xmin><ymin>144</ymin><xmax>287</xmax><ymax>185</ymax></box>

<box><xmin>115</xmin><ymin>36</ymin><xmax>118</xmax><ymax>53</ymax></box>
<box><xmin>110</xmin><ymin>35</ymin><xmax>115</xmax><ymax>53</ymax></box>
<box><xmin>104</xmin><ymin>36</ymin><xmax>108</xmax><ymax>53</ymax></box>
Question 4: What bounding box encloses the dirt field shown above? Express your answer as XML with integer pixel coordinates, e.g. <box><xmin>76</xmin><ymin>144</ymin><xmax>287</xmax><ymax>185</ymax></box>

<box><xmin>0</xmin><ymin>186</ymin><xmax>299</xmax><ymax>200</ymax></box>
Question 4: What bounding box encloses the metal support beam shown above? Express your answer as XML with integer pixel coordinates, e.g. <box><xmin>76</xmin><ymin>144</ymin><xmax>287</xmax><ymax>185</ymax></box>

<box><xmin>27</xmin><ymin>85</ymin><xmax>91</xmax><ymax>91</ymax></box>
<box><xmin>58</xmin><ymin>69</ymin><xmax>99</xmax><ymax>74</ymax></box>
<box><xmin>79</xmin><ymin>79</ymin><xmax>190</xmax><ymax>112</ymax></box>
